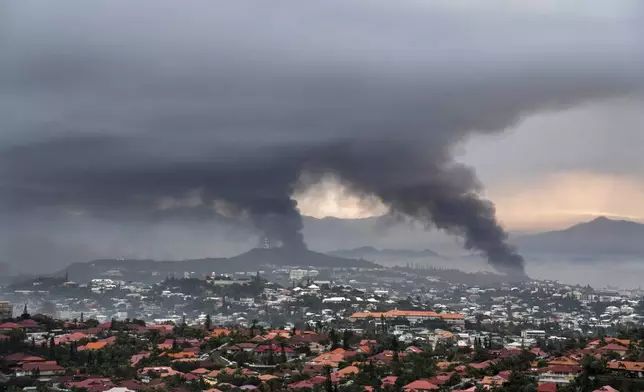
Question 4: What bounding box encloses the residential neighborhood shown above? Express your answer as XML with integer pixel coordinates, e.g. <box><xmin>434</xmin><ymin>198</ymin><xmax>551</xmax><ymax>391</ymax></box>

<box><xmin>3</xmin><ymin>264</ymin><xmax>644</xmax><ymax>391</ymax></box>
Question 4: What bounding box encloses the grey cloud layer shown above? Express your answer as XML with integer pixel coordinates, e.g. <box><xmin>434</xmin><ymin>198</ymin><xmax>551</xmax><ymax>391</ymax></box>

<box><xmin>1</xmin><ymin>0</ymin><xmax>643</xmax><ymax>274</ymax></box>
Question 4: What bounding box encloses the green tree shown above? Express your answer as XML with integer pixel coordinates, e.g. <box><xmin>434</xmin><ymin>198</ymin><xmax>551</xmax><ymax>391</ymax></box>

<box><xmin>204</xmin><ymin>314</ymin><xmax>212</xmax><ymax>331</ymax></box>
<box><xmin>49</xmin><ymin>336</ymin><xmax>56</xmax><ymax>359</ymax></box>
<box><xmin>329</xmin><ymin>329</ymin><xmax>339</xmax><ymax>349</ymax></box>
<box><xmin>343</xmin><ymin>329</ymin><xmax>353</xmax><ymax>350</ymax></box>
<box><xmin>324</xmin><ymin>365</ymin><xmax>334</xmax><ymax>392</ymax></box>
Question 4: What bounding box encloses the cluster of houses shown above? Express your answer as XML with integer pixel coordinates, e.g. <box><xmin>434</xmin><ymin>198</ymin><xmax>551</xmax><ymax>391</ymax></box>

<box><xmin>2</xmin><ymin>312</ymin><xmax>644</xmax><ymax>392</ymax></box>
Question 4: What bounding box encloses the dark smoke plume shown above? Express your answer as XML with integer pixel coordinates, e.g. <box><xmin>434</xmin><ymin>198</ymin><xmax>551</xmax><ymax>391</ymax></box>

<box><xmin>1</xmin><ymin>0</ymin><xmax>643</xmax><ymax>275</ymax></box>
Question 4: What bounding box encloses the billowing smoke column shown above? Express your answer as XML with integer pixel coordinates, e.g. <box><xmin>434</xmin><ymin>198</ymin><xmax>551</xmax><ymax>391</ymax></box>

<box><xmin>301</xmin><ymin>140</ymin><xmax>528</xmax><ymax>275</ymax></box>
<box><xmin>1</xmin><ymin>0</ymin><xmax>643</xmax><ymax>275</ymax></box>
<box><xmin>248</xmin><ymin>199</ymin><xmax>305</xmax><ymax>250</ymax></box>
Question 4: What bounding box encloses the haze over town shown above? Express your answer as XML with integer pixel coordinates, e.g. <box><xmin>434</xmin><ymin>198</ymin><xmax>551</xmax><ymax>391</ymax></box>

<box><xmin>3</xmin><ymin>2</ymin><xmax>644</xmax><ymax>392</ymax></box>
<box><xmin>1</xmin><ymin>0</ymin><xmax>644</xmax><ymax>286</ymax></box>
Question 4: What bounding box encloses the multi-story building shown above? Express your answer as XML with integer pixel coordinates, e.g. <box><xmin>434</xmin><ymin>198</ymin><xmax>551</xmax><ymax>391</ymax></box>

<box><xmin>521</xmin><ymin>329</ymin><xmax>547</xmax><ymax>340</ymax></box>
<box><xmin>0</xmin><ymin>301</ymin><xmax>13</xmax><ymax>320</ymax></box>
<box><xmin>289</xmin><ymin>269</ymin><xmax>319</xmax><ymax>282</ymax></box>
<box><xmin>349</xmin><ymin>310</ymin><xmax>464</xmax><ymax>325</ymax></box>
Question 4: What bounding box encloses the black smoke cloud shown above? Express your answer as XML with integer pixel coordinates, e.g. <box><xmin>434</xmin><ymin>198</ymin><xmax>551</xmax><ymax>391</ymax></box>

<box><xmin>1</xmin><ymin>0</ymin><xmax>643</xmax><ymax>275</ymax></box>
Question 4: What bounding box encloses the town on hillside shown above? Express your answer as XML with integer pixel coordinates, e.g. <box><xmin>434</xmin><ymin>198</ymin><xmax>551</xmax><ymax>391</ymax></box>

<box><xmin>2</xmin><ymin>264</ymin><xmax>644</xmax><ymax>392</ymax></box>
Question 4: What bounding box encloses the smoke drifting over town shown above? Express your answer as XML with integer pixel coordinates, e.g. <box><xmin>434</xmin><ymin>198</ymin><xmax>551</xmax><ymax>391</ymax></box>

<box><xmin>1</xmin><ymin>1</ymin><xmax>643</xmax><ymax>275</ymax></box>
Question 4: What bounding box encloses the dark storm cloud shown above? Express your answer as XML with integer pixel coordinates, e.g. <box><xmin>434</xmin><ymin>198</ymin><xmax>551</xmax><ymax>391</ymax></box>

<box><xmin>1</xmin><ymin>0</ymin><xmax>643</xmax><ymax>274</ymax></box>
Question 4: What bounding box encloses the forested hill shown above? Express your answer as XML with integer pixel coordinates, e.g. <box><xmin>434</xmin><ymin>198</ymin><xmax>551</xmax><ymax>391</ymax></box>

<box><xmin>60</xmin><ymin>247</ymin><xmax>378</xmax><ymax>283</ymax></box>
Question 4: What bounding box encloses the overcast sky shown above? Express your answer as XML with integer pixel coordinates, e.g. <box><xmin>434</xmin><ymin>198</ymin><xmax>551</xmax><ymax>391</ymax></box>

<box><xmin>1</xmin><ymin>0</ymin><xmax>643</xmax><ymax>270</ymax></box>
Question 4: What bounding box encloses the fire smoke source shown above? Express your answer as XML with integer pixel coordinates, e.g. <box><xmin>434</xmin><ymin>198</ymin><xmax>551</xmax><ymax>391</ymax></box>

<box><xmin>1</xmin><ymin>0</ymin><xmax>643</xmax><ymax>274</ymax></box>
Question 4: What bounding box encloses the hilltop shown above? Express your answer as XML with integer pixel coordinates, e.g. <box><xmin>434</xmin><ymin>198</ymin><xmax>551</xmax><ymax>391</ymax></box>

<box><xmin>328</xmin><ymin>246</ymin><xmax>443</xmax><ymax>260</ymax></box>
<box><xmin>59</xmin><ymin>247</ymin><xmax>378</xmax><ymax>283</ymax></box>
<box><xmin>513</xmin><ymin>216</ymin><xmax>644</xmax><ymax>256</ymax></box>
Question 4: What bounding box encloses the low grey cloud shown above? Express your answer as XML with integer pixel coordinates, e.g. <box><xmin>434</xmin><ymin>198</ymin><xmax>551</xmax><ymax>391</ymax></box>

<box><xmin>1</xmin><ymin>0</ymin><xmax>642</xmax><ymax>275</ymax></box>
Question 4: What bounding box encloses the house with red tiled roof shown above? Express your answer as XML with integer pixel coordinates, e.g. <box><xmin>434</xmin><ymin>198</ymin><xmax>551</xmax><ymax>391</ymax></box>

<box><xmin>592</xmin><ymin>386</ymin><xmax>619</xmax><ymax>392</ymax></box>
<box><xmin>17</xmin><ymin>356</ymin><xmax>47</xmax><ymax>364</ymax></box>
<box><xmin>4</xmin><ymin>353</ymin><xmax>45</xmax><ymax>362</ymax></box>
<box><xmin>157</xmin><ymin>339</ymin><xmax>175</xmax><ymax>350</ymax></box>
<box><xmin>67</xmin><ymin>377</ymin><xmax>115</xmax><ymax>392</ymax></box>
<box><xmin>481</xmin><ymin>375</ymin><xmax>507</xmax><ymax>386</ymax></box>
<box><xmin>241</xmin><ymin>368</ymin><xmax>258</xmax><ymax>376</ymax></box>
<box><xmin>382</xmin><ymin>376</ymin><xmax>398</xmax><ymax>387</ymax></box>
<box><xmin>333</xmin><ymin>365</ymin><xmax>359</xmax><ymax>380</ymax></box>
<box><xmin>18</xmin><ymin>319</ymin><xmax>41</xmax><ymax>331</ymax></box>
<box><xmin>138</xmin><ymin>366</ymin><xmax>183</xmax><ymax>378</ymax></box>
<box><xmin>289</xmin><ymin>376</ymin><xmax>326</xmax><ymax>390</ymax></box>
<box><xmin>167</xmin><ymin>351</ymin><xmax>197</xmax><ymax>359</ymax></box>
<box><xmin>350</xmin><ymin>310</ymin><xmax>438</xmax><ymax>323</ymax></box>
<box><xmin>16</xmin><ymin>361</ymin><xmax>65</xmax><ymax>377</ymax></box>
<box><xmin>256</xmin><ymin>343</ymin><xmax>298</xmax><ymax>361</ymax></box>
<box><xmin>607</xmin><ymin>360</ymin><xmax>644</xmax><ymax>376</ymax></box>
<box><xmin>537</xmin><ymin>365</ymin><xmax>582</xmax><ymax>384</ymax></box>
<box><xmin>454</xmin><ymin>365</ymin><xmax>468</xmax><ymax>375</ymax></box>
<box><xmin>303</xmin><ymin>348</ymin><xmax>361</xmax><ymax>374</ymax></box>
<box><xmin>588</xmin><ymin>338</ymin><xmax>630</xmax><ymax>348</ymax></box>
<box><xmin>183</xmin><ymin>373</ymin><xmax>200</xmax><ymax>381</ymax></box>
<box><xmin>537</xmin><ymin>383</ymin><xmax>558</xmax><ymax>392</ymax></box>
<box><xmin>55</xmin><ymin>331</ymin><xmax>89</xmax><ymax>345</ymax></box>
<box><xmin>436</xmin><ymin>361</ymin><xmax>456</xmax><ymax>370</ymax></box>
<box><xmin>79</xmin><ymin>341</ymin><xmax>108</xmax><ymax>351</ymax></box>
<box><xmin>468</xmin><ymin>361</ymin><xmax>491</xmax><ymax>370</ymax></box>
<box><xmin>547</xmin><ymin>357</ymin><xmax>580</xmax><ymax>367</ymax></box>
<box><xmin>357</xmin><ymin>345</ymin><xmax>372</xmax><ymax>354</ymax></box>
<box><xmin>598</xmin><ymin>344</ymin><xmax>628</xmax><ymax>356</ymax></box>
<box><xmin>226</xmin><ymin>342</ymin><xmax>256</xmax><ymax>353</ymax></box>
<box><xmin>425</xmin><ymin>377</ymin><xmax>447</xmax><ymax>386</ymax></box>
<box><xmin>403</xmin><ymin>379</ymin><xmax>440</xmax><ymax>391</ymax></box>
<box><xmin>440</xmin><ymin>313</ymin><xmax>465</xmax><ymax>326</ymax></box>
<box><xmin>0</xmin><ymin>322</ymin><xmax>22</xmax><ymax>331</ymax></box>
<box><xmin>369</xmin><ymin>350</ymin><xmax>406</xmax><ymax>365</ymax></box>
<box><xmin>148</xmin><ymin>324</ymin><xmax>174</xmax><ymax>335</ymax></box>
<box><xmin>130</xmin><ymin>352</ymin><xmax>151</xmax><ymax>366</ymax></box>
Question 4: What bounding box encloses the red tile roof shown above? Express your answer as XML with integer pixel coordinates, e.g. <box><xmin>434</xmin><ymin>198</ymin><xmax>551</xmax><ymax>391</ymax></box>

<box><xmin>544</xmin><ymin>365</ymin><xmax>582</xmax><ymax>374</ymax></box>
<box><xmin>21</xmin><ymin>361</ymin><xmax>65</xmax><ymax>373</ymax></box>
<box><xmin>537</xmin><ymin>383</ymin><xmax>558</xmax><ymax>392</ymax></box>
<box><xmin>382</xmin><ymin>376</ymin><xmax>398</xmax><ymax>386</ymax></box>
<box><xmin>593</xmin><ymin>386</ymin><xmax>619</xmax><ymax>392</ymax></box>
<box><xmin>0</xmin><ymin>322</ymin><xmax>22</xmax><ymax>329</ymax></box>
<box><xmin>607</xmin><ymin>361</ymin><xmax>644</xmax><ymax>371</ymax></box>
<box><xmin>403</xmin><ymin>379</ymin><xmax>440</xmax><ymax>391</ymax></box>
<box><xmin>598</xmin><ymin>344</ymin><xmax>628</xmax><ymax>352</ymax></box>
<box><xmin>5</xmin><ymin>353</ymin><xmax>45</xmax><ymax>362</ymax></box>
<box><xmin>289</xmin><ymin>376</ymin><xmax>326</xmax><ymax>389</ymax></box>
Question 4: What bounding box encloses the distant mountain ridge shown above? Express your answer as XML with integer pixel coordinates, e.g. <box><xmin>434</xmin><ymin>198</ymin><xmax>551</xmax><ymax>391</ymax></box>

<box><xmin>328</xmin><ymin>246</ymin><xmax>443</xmax><ymax>260</ymax></box>
<box><xmin>60</xmin><ymin>247</ymin><xmax>378</xmax><ymax>283</ymax></box>
<box><xmin>513</xmin><ymin>216</ymin><xmax>644</xmax><ymax>255</ymax></box>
